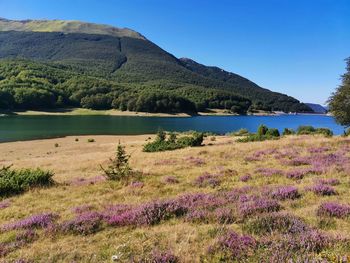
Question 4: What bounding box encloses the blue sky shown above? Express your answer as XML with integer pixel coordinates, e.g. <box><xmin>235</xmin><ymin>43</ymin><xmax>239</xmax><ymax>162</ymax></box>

<box><xmin>1</xmin><ymin>0</ymin><xmax>349</xmax><ymax>104</ymax></box>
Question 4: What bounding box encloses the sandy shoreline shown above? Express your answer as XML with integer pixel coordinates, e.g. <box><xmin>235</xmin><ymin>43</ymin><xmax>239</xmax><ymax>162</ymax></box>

<box><xmin>1</xmin><ymin>108</ymin><xmax>281</xmax><ymax>117</ymax></box>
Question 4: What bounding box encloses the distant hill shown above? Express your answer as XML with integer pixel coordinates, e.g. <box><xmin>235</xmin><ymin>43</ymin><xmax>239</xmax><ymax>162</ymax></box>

<box><xmin>305</xmin><ymin>103</ymin><xmax>327</xmax><ymax>114</ymax></box>
<box><xmin>0</xmin><ymin>18</ymin><xmax>311</xmax><ymax>114</ymax></box>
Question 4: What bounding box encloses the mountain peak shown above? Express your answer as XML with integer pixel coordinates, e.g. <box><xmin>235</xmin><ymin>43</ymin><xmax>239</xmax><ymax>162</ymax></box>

<box><xmin>0</xmin><ymin>18</ymin><xmax>146</xmax><ymax>40</ymax></box>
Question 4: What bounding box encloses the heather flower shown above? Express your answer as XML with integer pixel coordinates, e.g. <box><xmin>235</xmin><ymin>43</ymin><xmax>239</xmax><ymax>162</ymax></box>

<box><xmin>246</xmin><ymin>148</ymin><xmax>279</xmax><ymax>162</ymax></box>
<box><xmin>130</xmin><ymin>181</ymin><xmax>144</xmax><ymax>188</ymax></box>
<box><xmin>307</xmin><ymin>184</ymin><xmax>337</xmax><ymax>196</ymax></box>
<box><xmin>209</xmin><ymin>231</ymin><xmax>256</xmax><ymax>260</ymax></box>
<box><xmin>71</xmin><ymin>204</ymin><xmax>94</xmax><ymax>214</ymax></box>
<box><xmin>0</xmin><ymin>230</ymin><xmax>37</xmax><ymax>257</ymax></box>
<box><xmin>154</xmin><ymin>159</ymin><xmax>178</xmax><ymax>166</ymax></box>
<box><xmin>163</xmin><ymin>176</ymin><xmax>179</xmax><ymax>184</ymax></box>
<box><xmin>255</xmin><ymin>168</ymin><xmax>283</xmax><ymax>177</ymax></box>
<box><xmin>308</xmin><ymin>146</ymin><xmax>330</xmax><ymax>153</ymax></box>
<box><xmin>316</xmin><ymin>178</ymin><xmax>340</xmax><ymax>186</ymax></box>
<box><xmin>239</xmin><ymin>197</ymin><xmax>281</xmax><ymax>217</ymax></box>
<box><xmin>261</xmin><ymin>230</ymin><xmax>332</xmax><ymax>260</ymax></box>
<box><xmin>184</xmin><ymin>156</ymin><xmax>206</xmax><ymax>166</ymax></box>
<box><xmin>243</xmin><ymin>213</ymin><xmax>309</xmax><ymax>235</ymax></box>
<box><xmin>150</xmin><ymin>250</ymin><xmax>178</xmax><ymax>263</ymax></box>
<box><xmin>240</xmin><ymin>174</ymin><xmax>251</xmax><ymax>182</ymax></box>
<box><xmin>282</xmin><ymin>156</ymin><xmax>311</xmax><ymax>166</ymax></box>
<box><xmin>108</xmin><ymin>199</ymin><xmax>187</xmax><ymax>226</ymax></box>
<box><xmin>60</xmin><ymin>211</ymin><xmax>103</xmax><ymax>235</ymax></box>
<box><xmin>194</xmin><ymin>173</ymin><xmax>221</xmax><ymax>188</ymax></box>
<box><xmin>2</xmin><ymin>213</ymin><xmax>58</xmax><ymax>231</ymax></box>
<box><xmin>0</xmin><ymin>199</ymin><xmax>10</xmax><ymax>209</ymax></box>
<box><xmin>70</xmin><ymin>175</ymin><xmax>105</xmax><ymax>186</ymax></box>
<box><xmin>285</xmin><ymin>167</ymin><xmax>319</xmax><ymax>180</ymax></box>
<box><xmin>185</xmin><ymin>209</ymin><xmax>210</xmax><ymax>223</ymax></box>
<box><xmin>317</xmin><ymin>202</ymin><xmax>350</xmax><ymax>218</ymax></box>
<box><xmin>224</xmin><ymin>186</ymin><xmax>253</xmax><ymax>202</ymax></box>
<box><xmin>310</xmin><ymin>152</ymin><xmax>349</xmax><ymax>173</ymax></box>
<box><xmin>214</xmin><ymin>208</ymin><xmax>235</xmax><ymax>224</ymax></box>
<box><xmin>177</xmin><ymin>192</ymin><xmax>226</xmax><ymax>210</ymax></box>
<box><xmin>271</xmin><ymin>186</ymin><xmax>300</xmax><ymax>200</ymax></box>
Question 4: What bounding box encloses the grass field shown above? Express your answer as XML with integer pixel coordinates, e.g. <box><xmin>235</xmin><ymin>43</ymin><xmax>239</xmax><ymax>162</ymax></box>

<box><xmin>0</xmin><ymin>134</ymin><xmax>350</xmax><ymax>262</ymax></box>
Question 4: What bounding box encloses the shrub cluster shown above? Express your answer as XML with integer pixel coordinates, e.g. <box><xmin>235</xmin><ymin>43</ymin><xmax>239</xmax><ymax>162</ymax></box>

<box><xmin>0</xmin><ymin>165</ymin><xmax>54</xmax><ymax>197</ymax></box>
<box><xmin>237</xmin><ymin>125</ymin><xmax>280</xmax><ymax>142</ymax></box>
<box><xmin>143</xmin><ymin>131</ymin><xmax>203</xmax><ymax>152</ymax></box>
<box><xmin>297</xmin><ymin>126</ymin><xmax>333</xmax><ymax>137</ymax></box>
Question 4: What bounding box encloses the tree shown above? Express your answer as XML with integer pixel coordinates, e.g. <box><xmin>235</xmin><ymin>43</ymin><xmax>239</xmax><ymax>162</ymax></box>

<box><xmin>329</xmin><ymin>58</ymin><xmax>350</xmax><ymax>127</ymax></box>
<box><xmin>100</xmin><ymin>142</ymin><xmax>132</xmax><ymax>181</ymax></box>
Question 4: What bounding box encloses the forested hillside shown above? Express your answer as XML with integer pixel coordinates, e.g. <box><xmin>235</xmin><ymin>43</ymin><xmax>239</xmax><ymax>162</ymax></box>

<box><xmin>0</xmin><ymin>18</ymin><xmax>312</xmax><ymax>114</ymax></box>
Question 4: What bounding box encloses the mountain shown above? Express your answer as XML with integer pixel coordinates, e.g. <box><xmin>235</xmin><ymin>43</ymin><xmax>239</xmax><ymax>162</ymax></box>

<box><xmin>305</xmin><ymin>103</ymin><xmax>327</xmax><ymax>114</ymax></box>
<box><xmin>0</xmin><ymin>18</ymin><xmax>145</xmax><ymax>39</ymax></box>
<box><xmin>0</xmin><ymin>18</ymin><xmax>311</xmax><ymax>114</ymax></box>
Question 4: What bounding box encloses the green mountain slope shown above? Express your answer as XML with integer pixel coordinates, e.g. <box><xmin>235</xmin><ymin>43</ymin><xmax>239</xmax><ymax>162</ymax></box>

<box><xmin>0</xmin><ymin>18</ymin><xmax>311</xmax><ymax>113</ymax></box>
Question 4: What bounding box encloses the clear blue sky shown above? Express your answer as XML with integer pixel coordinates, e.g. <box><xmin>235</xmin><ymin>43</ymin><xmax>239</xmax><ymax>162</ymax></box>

<box><xmin>1</xmin><ymin>0</ymin><xmax>349</xmax><ymax>104</ymax></box>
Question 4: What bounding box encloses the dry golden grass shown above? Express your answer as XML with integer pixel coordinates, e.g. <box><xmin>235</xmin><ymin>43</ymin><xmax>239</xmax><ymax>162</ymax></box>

<box><xmin>0</xmin><ymin>134</ymin><xmax>350</xmax><ymax>262</ymax></box>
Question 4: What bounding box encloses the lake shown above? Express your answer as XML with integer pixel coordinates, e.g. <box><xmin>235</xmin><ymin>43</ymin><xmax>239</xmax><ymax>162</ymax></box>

<box><xmin>0</xmin><ymin>114</ymin><xmax>345</xmax><ymax>142</ymax></box>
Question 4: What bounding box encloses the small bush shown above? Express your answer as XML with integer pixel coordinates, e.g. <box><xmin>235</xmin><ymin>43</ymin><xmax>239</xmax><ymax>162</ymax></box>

<box><xmin>317</xmin><ymin>202</ymin><xmax>350</xmax><ymax>218</ymax></box>
<box><xmin>282</xmin><ymin>128</ymin><xmax>295</xmax><ymax>136</ymax></box>
<box><xmin>75</xmin><ymin>138</ymin><xmax>79</xmax><ymax>142</ymax></box>
<box><xmin>265</xmin><ymin>128</ymin><xmax>280</xmax><ymax>137</ymax></box>
<box><xmin>87</xmin><ymin>138</ymin><xmax>95</xmax><ymax>143</ymax></box>
<box><xmin>60</xmin><ymin>211</ymin><xmax>103</xmax><ymax>235</ymax></box>
<box><xmin>315</xmin><ymin>128</ymin><xmax>333</xmax><ymax>137</ymax></box>
<box><xmin>229</xmin><ymin>128</ymin><xmax>250</xmax><ymax>136</ymax></box>
<box><xmin>297</xmin><ymin>125</ymin><xmax>316</xmax><ymax>135</ymax></box>
<box><xmin>143</xmin><ymin>132</ymin><xmax>203</xmax><ymax>152</ymax></box>
<box><xmin>100</xmin><ymin>142</ymin><xmax>133</xmax><ymax>181</ymax></box>
<box><xmin>208</xmin><ymin>231</ymin><xmax>256</xmax><ymax>261</ymax></box>
<box><xmin>344</xmin><ymin>127</ymin><xmax>350</xmax><ymax>136</ymax></box>
<box><xmin>0</xmin><ymin>165</ymin><xmax>54</xmax><ymax>197</ymax></box>
<box><xmin>257</xmin><ymin>124</ymin><xmax>268</xmax><ymax>136</ymax></box>
<box><xmin>297</xmin><ymin>126</ymin><xmax>333</xmax><ymax>137</ymax></box>
<box><xmin>237</xmin><ymin>125</ymin><xmax>279</xmax><ymax>142</ymax></box>
<box><xmin>243</xmin><ymin>213</ymin><xmax>308</xmax><ymax>235</ymax></box>
<box><xmin>54</xmin><ymin>143</ymin><xmax>59</xmax><ymax>148</ymax></box>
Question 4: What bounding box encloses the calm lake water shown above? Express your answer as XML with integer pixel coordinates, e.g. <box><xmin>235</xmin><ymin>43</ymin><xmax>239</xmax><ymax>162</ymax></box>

<box><xmin>0</xmin><ymin>114</ymin><xmax>345</xmax><ymax>142</ymax></box>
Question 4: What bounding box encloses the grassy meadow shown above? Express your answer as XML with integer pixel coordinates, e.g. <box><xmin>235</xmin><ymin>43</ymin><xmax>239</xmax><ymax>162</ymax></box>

<box><xmin>0</xmin><ymin>134</ymin><xmax>350</xmax><ymax>262</ymax></box>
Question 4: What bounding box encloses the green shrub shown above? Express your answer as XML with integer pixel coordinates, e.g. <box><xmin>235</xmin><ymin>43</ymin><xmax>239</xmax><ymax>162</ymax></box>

<box><xmin>87</xmin><ymin>138</ymin><xmax>95</xmax><ymax>143</ymax></box>
<box><xmin>257</xmin><ymin>125</ymin><xmax>268</xmax><ymax>136</ymax></box>
<box><xmin>168</xmin><ymin>132</ymin><xmax>177</xmax><ymax>143</ymax></box>
<box><xmin>297</xmin><ymin>126</ymin><xmax>333</xmax><ymax>137</ymax></box>
<box><xmin>0</xmin><ymin>165</ymin><xmax>54</xmax><ymax>197</ymax></box>
<box><xmin>156</xmin><ymin>130</ymin><xmax>166</xmax><ymax>142</ymax></box>
<box><xmin>282</xmin><ymin>128</ymin><xmax>295</xmax><ymax>136</ymax></box>
<box><xmin>297</xmin><ymin>126</ymin><xmax>316</xmax><ymax>135</ymax></box>
<box><xmin>75</xmin><ymin>138</ymin><xmax>79</xmax><ymax>142</ymax></box>
<box><xmin>143</xmin><ymin>132</ymin><xmax>203</xmax><ymax>152</ymax></box>
<box><xmin>315</xmin><ymin>128</ymin><xmax>333</xmax><ymax>137</ymax></box>
<box><xmin>54</xmin><ymin>143</ymin><xmax>59</xmax><ymax>148</ymax></box>
<box><xmin>236</xmin><ymin>134</ymin><xmax>279</xmax><ymax>143</ymax></box>
<box><xmin>346</xmin><ymin>128</ymin><xmax>350</xmax><ymax>136</ymax></box>
<box><xmin>229</xmin><ymin>128</ymin><xmax>250</xmax><ymax>136</ymax></box>
<box><xmin>237</xmin><ymin>125</ymin><xmax>279</xmax><ymax>143</ymax></box>
<box><xmin>100</xmin><ymin>142</ymin><xmax>133</xmax><ymax>181</ymax></box>
<box><xmin>265</xmin><ymin>128</ymin><xmax>280</xmax><ymax>137</ymax></box>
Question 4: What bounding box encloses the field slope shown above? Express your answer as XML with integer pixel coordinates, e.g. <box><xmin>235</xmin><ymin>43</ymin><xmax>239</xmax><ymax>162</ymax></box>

<box><xmin>0</xmin><ymin>135</ymin><xmax>349</xmax><ymax>262</ymax></box>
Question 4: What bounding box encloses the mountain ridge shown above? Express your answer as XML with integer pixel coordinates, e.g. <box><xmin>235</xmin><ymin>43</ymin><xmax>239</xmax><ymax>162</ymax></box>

<box><xmin>0</xmin><ymin>18</ymin><xmax>312</xmax><ymax>114</ymax></box>
<box><xmin>0</xmin><ymin>17</ymin><xmax>146</xmax><ymax>40</ymax></box>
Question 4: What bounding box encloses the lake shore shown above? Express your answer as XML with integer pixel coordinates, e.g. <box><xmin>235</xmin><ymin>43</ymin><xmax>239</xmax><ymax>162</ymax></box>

<box><xmin>1</xmin><ymin>108</ymin><xmax>280</xmax><ymax>117</ymax></box>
